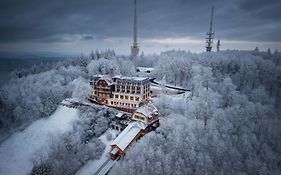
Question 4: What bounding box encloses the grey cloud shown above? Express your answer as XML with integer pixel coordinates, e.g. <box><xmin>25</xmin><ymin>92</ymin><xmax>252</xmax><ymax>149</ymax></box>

<box><xmin>81</xmin><ymin>35</ymin><xmax>94</xmax><ymax>40</ymax></box>
<box><xmin>0</xmin><ymin>0</ymin><xmax>280</xmax><ymax>44</ymax></box>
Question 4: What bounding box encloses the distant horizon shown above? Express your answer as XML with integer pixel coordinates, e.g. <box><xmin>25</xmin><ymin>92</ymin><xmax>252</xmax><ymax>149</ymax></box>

<box><xmin>0</xmin><ymin>44</ymin><xmax>279</xmax><ymax>59</ymax></box>
<box><xmin>1</xmin><ymin>0</ymin><xmax>280</xmax><ymax>56</ymax></box>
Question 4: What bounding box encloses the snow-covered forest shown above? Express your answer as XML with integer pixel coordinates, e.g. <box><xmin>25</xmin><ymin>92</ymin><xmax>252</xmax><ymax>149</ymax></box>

<box><xmin>0</xmin><ymin>49</ymin><xmax>281</xmax><ymax>174</ymax></box>
<box><xmin>112</xmin><ymin>49</ymin><xmax>281</xmax><ymax>175</ymax></box>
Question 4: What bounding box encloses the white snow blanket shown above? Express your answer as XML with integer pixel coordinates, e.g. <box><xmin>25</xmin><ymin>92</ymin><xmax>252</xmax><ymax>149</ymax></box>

<box><xmin>76</xmin><ymin>129</ymin><xmax>118</xmax><ymax>175</ymax></box>
<box><xmin>0</xmin><ymin>106</ymin><xmax>79</xmax><ymax>175</ymax></box>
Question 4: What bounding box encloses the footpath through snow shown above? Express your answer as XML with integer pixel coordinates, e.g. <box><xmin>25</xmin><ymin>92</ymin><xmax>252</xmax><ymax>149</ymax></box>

<box><xmin>0</xmin><ymin>106</ymin><xmax>79</xmax><ymax>175</ymax></box>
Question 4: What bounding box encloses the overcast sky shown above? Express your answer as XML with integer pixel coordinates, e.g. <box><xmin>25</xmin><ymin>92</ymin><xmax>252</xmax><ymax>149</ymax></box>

<box><xmin>0</xmin><ymin>0</ymin><xmax>280</xmax><ymax>55</ymax></box>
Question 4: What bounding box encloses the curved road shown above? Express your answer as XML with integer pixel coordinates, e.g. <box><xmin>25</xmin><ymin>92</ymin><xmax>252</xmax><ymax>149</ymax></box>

<box><xmin>150</xmin><ymin>78</ymin><xmax>190</xmax><ymax>92</ymax></box>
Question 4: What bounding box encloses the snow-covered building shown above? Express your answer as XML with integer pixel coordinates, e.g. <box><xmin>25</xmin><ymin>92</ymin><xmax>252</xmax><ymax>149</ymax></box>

<box><xmin>136</xmin><ymin>67</ymin><xmax>154</xmax><ymax>74</ymax></box>
<box><xmin>89</xmin><ymin>75</ymin><xmax>151</xmax><ymax>112</ymax></box>
<box><xmin>110</xmin><ymin>122</ymin><xmax>144</xmax><ymax>159</ymax></box>
<box><xmin>110</xmin><ymin>112</ymin><xmax>131</xmax><ymax>132</ymax></box>
<box><xmin>132</xmin><ymin>103</ymin><xmax>160</xmax><ymax>132</ymax></box>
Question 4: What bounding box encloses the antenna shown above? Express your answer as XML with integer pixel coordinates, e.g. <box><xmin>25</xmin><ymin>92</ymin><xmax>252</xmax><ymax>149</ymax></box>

<box><xmin>131</xmin><ymin>0</ymin><xmax>139</xmax><ymax>59</ymax></box>
<box><xmin>134</xmin><ymin>0</ymin><xmax>137</xmax><ymax>46</ymax></box>
<box><xmin>217</xmin><ymin>36</ymin><xmax>221</xmax><ymax>52</ymax></box>
<box><xmin>206</xmin><ymin>6</ymin><xmax>215</xmax><ymax>52</ymax></box>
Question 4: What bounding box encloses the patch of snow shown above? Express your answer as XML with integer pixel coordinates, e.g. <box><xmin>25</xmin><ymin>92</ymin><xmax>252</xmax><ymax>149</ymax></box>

<box><xmin>76</xmin><ymin>129</ymin><xmax>119</xmax><ymax>175</ymax></box>
<box><xmin>0</xmin><ymin>106</ymin><xmax>79</xmax><ymax>175</ymax></box>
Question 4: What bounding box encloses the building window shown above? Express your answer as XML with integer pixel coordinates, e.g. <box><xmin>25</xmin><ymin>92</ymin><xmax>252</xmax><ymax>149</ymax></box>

<box><xmin>130</xmin><ymin>96</ymin><xmax>134</xmax><ymax>101</ymax></box>
<box><xmin>125</xmin><ymin>95</ymin><xmax>128</xmax><ymax>100</ymax></box>
<box><xmin>120</xmin><ymin>95</ymin><xmax>124</xmax><ymax>99</ymax></box>
<box><xmin>135</xmin><ymin>97</ymin><xmax>139</xmax><ymax>101</ymax></box>
<box><xmin>134</xmin><ymin>115</ymin><xmax>145</xmax><ymax>121</ymax></box>
<box><xmin>111</xmin><ymin>101</ymin><xmax>113</xmax><ymax>105</ymax></box>
<box><xmin>115</xmin><ymin>94</ymin><xmax>119</xmax><ymax>98</ymax></box>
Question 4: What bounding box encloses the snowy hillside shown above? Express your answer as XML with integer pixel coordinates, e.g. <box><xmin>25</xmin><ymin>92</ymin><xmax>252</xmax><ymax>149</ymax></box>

<box><xmin>0</xmin><ymin>106</ymin><xmax>79</xmax><ymax>175</ymax></box>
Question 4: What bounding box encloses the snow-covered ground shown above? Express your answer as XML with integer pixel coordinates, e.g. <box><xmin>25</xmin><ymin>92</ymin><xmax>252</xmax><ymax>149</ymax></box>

<box><xmin>0</xmin><ymin>106</ymin><xmax>79</xmax><ymax>175</ymax></box>
<box><xmin>76</xmin><ymin>129</ymin><xmax>119</xmax><ymax>175</ymax></box>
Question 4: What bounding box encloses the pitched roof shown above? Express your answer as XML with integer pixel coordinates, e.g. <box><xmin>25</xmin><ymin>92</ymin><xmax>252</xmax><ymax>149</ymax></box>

<box><xmin>135</xmin><ymin>104</ymin><xmax>158</xmax><ymax>118</ymax></box>
<box><xmin>97</xmin><ymin>75</ymin><xmax>113</xmax><ymax>85</ymax></box>
<box><xmin>110</xmin><ymin>122</ymin><xmax>142</xmax><ymax>151</ymax></box>
<box><xmin>115</xmin><ymin>112</ymin><xmax>125</xmax><ymax>118</ymax></box>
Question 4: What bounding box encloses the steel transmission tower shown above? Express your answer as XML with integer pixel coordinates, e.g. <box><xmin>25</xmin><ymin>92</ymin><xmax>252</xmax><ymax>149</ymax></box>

<box><xmin>206</xmin><ymin>6</ymin><xmax>215</xmax><ymax>52</ymax></box>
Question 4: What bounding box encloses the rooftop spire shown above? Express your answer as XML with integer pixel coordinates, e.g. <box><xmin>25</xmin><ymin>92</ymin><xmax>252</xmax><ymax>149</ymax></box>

<box><xmin>206</xmin><ymin>6</ymin><xmax>215</xmax><ymax>52</ymax></box>
<box><xmin>131</xmin><ymin>0</ymin><xmax>139</xmax><ymax>59</ymax></box>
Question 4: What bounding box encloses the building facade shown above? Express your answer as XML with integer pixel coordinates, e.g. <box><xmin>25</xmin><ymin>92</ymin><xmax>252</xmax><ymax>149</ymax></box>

<box><xmin>90</xmin><ymin>75</ymin><xmax>151</xmax><ymax>111</ymax></box>
<box><xmin>132</xmin><ymin>104</ymin><xmax>160</xmax><ymax>133</ymax></box>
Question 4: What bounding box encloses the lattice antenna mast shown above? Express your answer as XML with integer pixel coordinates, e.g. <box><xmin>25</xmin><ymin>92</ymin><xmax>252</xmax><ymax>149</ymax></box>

<box><xmin>134</xmin><ymin>0</ymin><xmax>137</xmax><ymax>47</ymax></box>
<box><xmin>131</xmin><ymin>0</ymin><xmax>139</xmax><ymax>59</ymax></box>
<box><xmin>206</xmin><ymin>6</ymin><xmax>215</xmax><ymax>52</ymax></box>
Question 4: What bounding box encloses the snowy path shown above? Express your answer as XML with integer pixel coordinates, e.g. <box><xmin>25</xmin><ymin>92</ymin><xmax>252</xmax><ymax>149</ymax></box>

<box><xmin>76</xmin><ymin>129</ymin><xmax>119</xmax><ymax>175</ymax></box>
<box><xmin>0</xmin><ymin>106</ymin><xmax>79</xmax><ymax>175</ymax></box>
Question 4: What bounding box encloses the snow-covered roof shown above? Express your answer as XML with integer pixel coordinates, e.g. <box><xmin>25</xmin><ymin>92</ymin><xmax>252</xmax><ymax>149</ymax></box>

<box><xmin>135</xmin><ymin>104</ymin><xmax>158</xmax><ymax>118</ymax></box>
<box><xmin>113</xmin><ymin>76</ymin><xmax>150</xmax><ymax>83</ymax></box>
<box><xmin>92</xmin><ymin>74</ymin><xmax>150</xmax><ymax>85</ymax></box>
<box><xmin>110</xmin><ymin>122</ymin><xmax>142</xmax><ymax>151</ymax></box>
<box><xmin>110</xmin><ymin>147</ymin><xmax>119</xmax><ymax>155</ymax></box>
<box><xmin>116</xmin><ymin>112</ymin><xmax>124</xmax><ymax>118</ymax></box>
<box><xmin>134</xmin><ymin>121</ymin><xmax>147</xmax><ymax>130</ymax></box>
<box><xmin>97</xmin><ymin>76</ymin><xmax>113</xmax><ymax>85</ymax></box>
<box><xmin>136</xmin><ymin>67</ymin><xmax>154</xmax><ymax>72</ymax></box>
